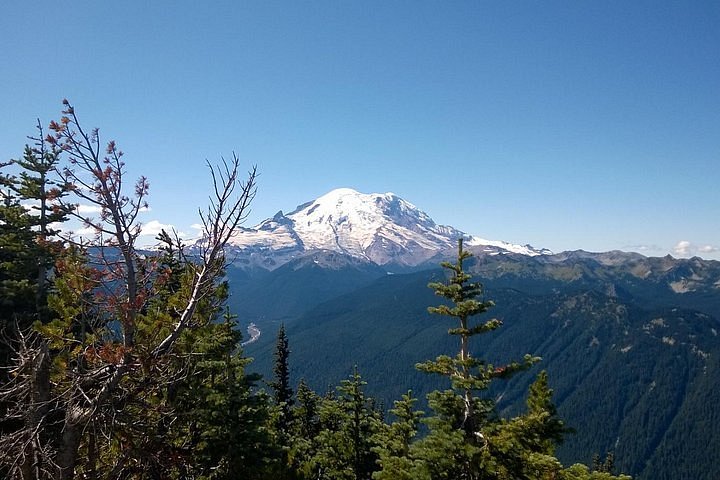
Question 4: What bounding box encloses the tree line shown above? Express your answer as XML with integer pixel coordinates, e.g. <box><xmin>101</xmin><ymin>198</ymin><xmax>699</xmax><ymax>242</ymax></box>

<box><xmin>1</xmin><ymin>102</ymin><xmax>630</xmax><ymax>479</ymax></box>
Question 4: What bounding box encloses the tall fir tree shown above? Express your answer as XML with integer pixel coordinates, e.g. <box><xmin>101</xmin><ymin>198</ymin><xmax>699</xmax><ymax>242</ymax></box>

<box><xmin>416</xmin><ymin>238</ymin><xmax>538</xmax><ymax>428</ymax></box>
<box><xmin>410</xmin><ymin>239</ymin><xmax>551</xmax><ymax>479</ymax></box>
<box><xmin>371</xmin><ymin>391</ymin><xmax>423</xmax><ymax>480</ymax></box>
<box><xmin>0</xmin><ymin>163</ymin><xmax>38</xmax><ymax>353</ymax></box>
<box><xmin>268</xmin><ymin>323</ymin><xmax>295</xmax><ymax>479</ymax></box>
<box><xmin>9</xmin><ymin>122</ymin><xmax>72</xmax><ymax>321</ymax></box>
<box><xmin>0</xmin><ymin>122</ymin><xmax>71</xmax><ymax>362</ymax></box>
<box><xmin>270</xmin><ymin>323</ymin><xmax>294</xmax><ymax>435</ymax></box>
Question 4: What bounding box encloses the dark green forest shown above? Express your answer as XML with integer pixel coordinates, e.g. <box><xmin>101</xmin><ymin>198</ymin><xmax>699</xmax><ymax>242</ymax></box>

<box><xmin>0</xmin><ymin>103</ymin><xmax>651</xmax><ymax>479</ymax></box>
<box><xmin>235</xmin><ymin>248</ymin><xmax>720</xmax><ymax>480</ymax></box>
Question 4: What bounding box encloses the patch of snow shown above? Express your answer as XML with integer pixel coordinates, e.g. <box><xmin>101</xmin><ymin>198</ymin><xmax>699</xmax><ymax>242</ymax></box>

<box><xmin>466</xmin><ymin>235</ymin><xmax>550</xmax><ymax>256</ymax></box>
<box><xmin>215</xmin><ymin>188</ymin><xmax>551</xmax><ymax>267</ymax></box>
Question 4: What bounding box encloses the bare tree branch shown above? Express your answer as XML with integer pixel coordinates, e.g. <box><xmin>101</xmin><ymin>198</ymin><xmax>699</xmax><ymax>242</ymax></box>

<box><xmin>1</xmin><ymin>102</ymin><xmax>258</xmax><ymax>480</ymax></box>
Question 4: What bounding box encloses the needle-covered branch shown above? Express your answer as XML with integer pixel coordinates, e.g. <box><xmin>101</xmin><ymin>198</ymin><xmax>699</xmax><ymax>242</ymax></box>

<box><xmin>420</xmin><ymin>238</ymin><xmax>540</xmax><ymax>436</ymax></box>
<box><xmin>1</xmin><ymin>101</ymin><xmax>258</xmax><ymax>480</ymax></box>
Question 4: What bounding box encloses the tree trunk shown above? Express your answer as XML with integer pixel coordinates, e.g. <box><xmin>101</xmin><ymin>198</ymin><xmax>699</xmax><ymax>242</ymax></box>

<box><xmin>20</xmin><ymin>342</ymin><xmax>52</xmax><ymax>480</ymax></box>
<box><xmin>460</xmin><ymin>319</ymin><xmax>474</xmax><ymax>433</ymax></box>
<box><xmin>58</xmin><ymin>414</ymin><xmax>83</xmax><ymax>480</ymax></box>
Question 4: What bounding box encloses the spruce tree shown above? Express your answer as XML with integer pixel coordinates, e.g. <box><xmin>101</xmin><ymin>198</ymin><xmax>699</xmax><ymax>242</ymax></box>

<box><xmin>0</xmin><ymin>165</ymin><xmax>38</xmax><ymax>346</ymax></box>
<box><xmin>371</xmin><ymin>391</ymin><xmax>423</xmax><ymax>480</ymax></box>
<box><xmin>412</xmin><ymin>238</ymin><xmax>539</xmax><ymax>479</ymax></box>
<box><xmin>525</xmin><ymin>370</ymin><xmax>567</xmax><ymax>454</ymax></box>
<box><xmin>269</xmin><ymin>323</ymin><xmax>295</xmax><ymax>478</ymax></box>
<box><xmin>366</xmin><ymin>240</ymin><xmax>631</xmax><ymax>480</ymax></box>
<box><xmin>296</xmin><ymin>370</ymin><xmax>382</xmax><ymax>480</ymax></box>
<box><xmin>288</xmin><ymin>379</ymin><xmax>322</xmax><ymax>478</ymax></box>
<box><xmin>0</xmin><ymin>123</ymin><xmax>70</xmax><ymax>364</ymax></box>
<box><xmin>171</xmin><ymin>309</ymin><xmax>276</xmax><ymax>479</ymax></box>
<box><xmin>339</xmin><ymin>370</ymin><xmax>380</xmax><ymax>480</ymax></box>
<box><xmin>8</xmin><ymin>123</ymin><xmax>71</xmax><ymax>321</ymax></box>
<box><xmin>416</xmin><ymin>238</ymin><xmax>538</xmax><ymax>429</ymax></box>
<box><xmin>294</xmin><ymin>379</ymin><xmax>321</xmax><ymax>440</ymax></box>
<box><xmin>270</xmin><ymin>323</ymin><xmax>294</xmax><ymax>435</ymax></box>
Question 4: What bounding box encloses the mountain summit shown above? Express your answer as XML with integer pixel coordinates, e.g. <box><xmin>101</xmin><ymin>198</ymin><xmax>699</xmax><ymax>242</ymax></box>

<box><xmin>223</xmin><ymin>188</ymin><xmax>550</xmax><ymax>269</ymax></box>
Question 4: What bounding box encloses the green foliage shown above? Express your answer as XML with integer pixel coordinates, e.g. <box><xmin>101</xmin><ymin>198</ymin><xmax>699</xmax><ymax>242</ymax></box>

<box><xmin>1</xmin><ymin>107</ymin><xmax>646</xmax><ymax>480</ymax></box>
<box><xmin>367</xmin><ymin>240</ymin><xmax>630</xmax><ymax>480</ymax></box>
<box><xmin>0</xmin><ymin>185</ymin><xmax>37</xmax><ymax>326</ymax></box>
<box><xmin>0</xmin><ymin>126</ymin><xmax>70</xmax><ymax>368</ymax></box>
<box><xmin>562</xmin><ymin>463</ymin><xmax>632</xmax><ymax>480</ymax></box>
<box><xmin>419</xmin><ymin>239</ymin><xmax>539</xmax><ymax>436</ymax></box>
<box><xmin>290</xmin><ymin>370</ymin><xmax>382</xmax><ymax>480</ymax></box>
<box><xmin>270</xmin><ymin>323</ymin><xmax>294</xmax><ymax>437</ymax></box>
<box><xmin>170</xmin><ymin>310</ymin><xmax>276</xmax><ymax>479</ymax></box>
<box><xmin>287</xmin><ymin>379</ymin><xmax>322</xmax><ymax>478</ymax></box>
<box><xmin>371</xmin><ymin>391</ymin><xmax>424</xmax><ymax>480</ymax></box>
<box><xmin>526</xmin><ymin>370</ymin><xmax>569</xmax><ymax>454</ymax></box>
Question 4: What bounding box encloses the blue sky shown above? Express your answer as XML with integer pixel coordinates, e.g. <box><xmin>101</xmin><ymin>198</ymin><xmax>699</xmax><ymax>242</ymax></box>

<box><xmin>2</xmin><ymin>1</ymin><xmax>719</xmax><ymax>259</ymax></box>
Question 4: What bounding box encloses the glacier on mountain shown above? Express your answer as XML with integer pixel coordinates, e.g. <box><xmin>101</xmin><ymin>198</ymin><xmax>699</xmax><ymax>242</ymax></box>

<box><xmin>217</xmin><ymin>188</ymin><xmax>550</xmax><ymax>269</ymax></box>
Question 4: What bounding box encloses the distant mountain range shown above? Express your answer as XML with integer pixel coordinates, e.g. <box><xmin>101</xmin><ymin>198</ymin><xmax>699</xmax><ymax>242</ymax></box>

<box><xmin>210</xmin><ymin>188</ymin><xmax>720</xmax><ymax>480</ymax></box>
<box><xmin>212</xmin><ymin>188</ymin><xmax>550</xmax><ymax>270</ymax></box>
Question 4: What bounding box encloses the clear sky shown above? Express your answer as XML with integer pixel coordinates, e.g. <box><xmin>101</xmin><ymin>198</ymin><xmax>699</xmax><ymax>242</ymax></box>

<box><xmin>2</xmin><ymin>1</ymin><xmax>719</xmax><ymax>259</ymax></box>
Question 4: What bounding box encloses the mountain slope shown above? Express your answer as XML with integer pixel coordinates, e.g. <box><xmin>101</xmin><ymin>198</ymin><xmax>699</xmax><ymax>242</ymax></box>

<box><xmin>225</xmin><ymin>250</ymin><xmax>387</xmax><ymax>336</ymax></box>
<box><xmin>243</xmin><ymin>252</ymin><xmax>720</xmax><ymax>480</ymax></box>
<box><xmin>220</xmin><ymin>188</ymin><xmax>550</xmax><ymax>269</ymax></box>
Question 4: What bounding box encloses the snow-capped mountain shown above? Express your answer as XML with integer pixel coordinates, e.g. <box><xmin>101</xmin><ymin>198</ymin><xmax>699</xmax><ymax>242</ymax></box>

<box><xmin>218</xmin><ymin>188</ymin><xmax>550</xmax><ymax>270</ymax></box>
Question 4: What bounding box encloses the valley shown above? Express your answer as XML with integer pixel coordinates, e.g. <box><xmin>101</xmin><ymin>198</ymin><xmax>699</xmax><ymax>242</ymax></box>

<box><xmin>221</xmin><ymin>188</ymin><xmax>720</xmax><ymax>480</ymax></box>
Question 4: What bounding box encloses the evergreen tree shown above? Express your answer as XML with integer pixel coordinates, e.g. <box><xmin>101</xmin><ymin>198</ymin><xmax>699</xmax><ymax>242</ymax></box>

<box><xmin>471</xmin><ymin>370</ymin><xmax>571</xmax><ymax>477</ymax></box>
<box><xmin>592</xmin><ymin>452</ymin><xmax>617</xmax><ymax>475</ymax></box>
<box><xmin>391</xmin><ymin>239</ymin><xmax>577</xmax><ymax>480</ymax></box>
<box><xmin>338</xmin><ymin>370</ymin><xmax>381</xmax><ymax>480</ymax></box>
<box><xmin>8</xmin><ymin>123</ymin><xmax>71</xmax><ymax>320</ymax></box>
<box><xmin>0</xmin><ymin>123</ymin><xmax>70</xmax><ymax>365</ymax></box>
<box><xmin>171</xmin><ymin>309</ymin><xmax>276</xmax><ymax>479</ymax></box>
<box><xmin>417</xmin><ymin>238</ymin><xmax>539</xmax><ymax>436</ymax></box>
<box><xmin>294</xmin><ymin>379</ymin><xmax>321</xmax><ymax>440</ymax></box>
<box><xmin>525</xmin><ymin>370</ymin><xmax>567</xmax><ymax>454</ymax></box>
<box><xmin>269</xmin><ymin>323</ymin><xmax>295</xmax><ymax>478</ymax></box>
<box><xmin>270</xmin><ymin>323</ymin><xmax>294</xmax><ymax>436</ymax></box>
<box><xmin>371</xmin><ymin>391</ymin><xmax>423</xmax><ymax>480</ymax></box>
<box><xmin>288</xmin><ymin>379</ymin><xmax>323</xmax><ymax>478</ymax></box>
<box><xmin>0</xmin><ymin>101</ymin><xmax>259</xmax><ymax>480</ymax></box>
<box><xmin>294</xmin><ymin>370</ymin><xmax>382</xmax><ymax>480</ymax></box>
<box><xmin>369</xmin><ymin>239</ymin><xmax>632</xmax><ymax>480</ymax></box>
<box><xmin>0</xmin><ymin>165</ymin><xmax>37</xmax><ymax>359</ymax></box>
<box><xmin>561</xmin><ymin>462</ymin><xmax>631</xmax><ymax>480</ymax></box>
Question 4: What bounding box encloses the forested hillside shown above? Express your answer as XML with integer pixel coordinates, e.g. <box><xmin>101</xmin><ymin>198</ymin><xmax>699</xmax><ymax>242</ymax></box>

<box><xmin>0</xmin><ymin>104</ymin><xmax>637</xmax><ymax>479</ymax></box>
<box><xmin>243</xmin><ymin>252</ymin><xmax>720</xmax><ymax>479</ymax></box>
